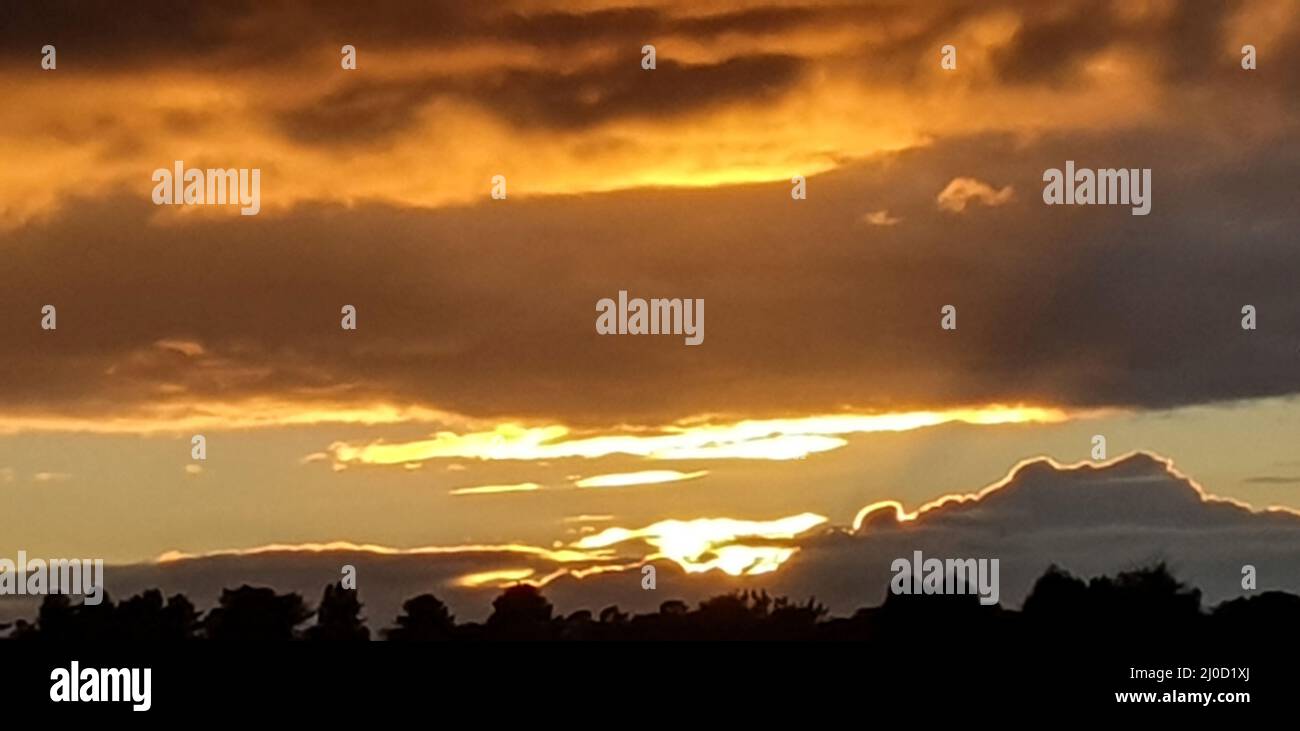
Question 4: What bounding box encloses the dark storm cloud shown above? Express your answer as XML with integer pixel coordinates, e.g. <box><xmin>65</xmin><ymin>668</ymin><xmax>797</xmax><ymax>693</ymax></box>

<box><xmin>0</xmin><ymin>0</ymin><xmax>1266</xmax><ymax>77</ymax></box>
<box><xmin>275</xmin><ymin>78</ymin><xmax>448</xmax><ymax>147</ymax></box>
<box><xmin>4</xmin><ymin>0</ymin><xmax>1286</xmax><ymax>145</ymax></box>
<box><xmin>997</xmin><ymin>0</ymin><xmax>1300</xmax><ymax>94</ymax></box>
<box><xmin>278</xmin><ymin>54</ymin><xmax>807</xmax><ymax>145</ymax></box>
<box><xmin>989</xmin><ymin>0</ymin><xmax>1242</xmax><ymax>85</ymax></box>
<box><xmin>0</xmin><ymin>1</ymin><xmax>257</xmax><ymax>67</ymax></box>
<box><xmin>0</xmin><ymin>1</ymin><xmax>474</xmax><ymax>69</ymax></box>
<box><xmin>0</xmin><ymin>0</ymin><xmax>871</xmax><ymax>64</ymax></box>
<box><xmin>461</xmin><ymin>54</ymin><xmax>808</xmax><ymax>130</ymax></box>
<box><xmin>0</xmin><ymin>0</ymin><xmax>810</xmax><ymax>70</ymax></box>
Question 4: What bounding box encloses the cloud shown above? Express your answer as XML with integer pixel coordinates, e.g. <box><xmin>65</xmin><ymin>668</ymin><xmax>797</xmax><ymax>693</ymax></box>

<box><xmin>2</xmin><ymin>0</ymin><xmax>1294</xmax><ymax>223</ymax></box>
<box><xmin>155</xmin><ymin>540</ymin><xmax>604</xmax><ymax>565</ymax></box>
<box><xmin>5</xmin><ymin>118</ymin><xmax>1300</xmax><ymax>430</ymax></box>
<box><xmin>279</xmin><ymin>53</ymin><xmax>808</xmax><ymax>146</ymax></box>
<box><xmin>455</xmin><ymin>568</ymin><xmax>537</xmax><ymax>588</ymax></box>
<box><xmin>936</xmin><ymin>176</ymin><xmax>1015</xmax><ymax>212</ymax></box>
<box><xmin>574</xmin><ymin>470</ymin><xmax>708</xmax><ymax>488</ymax></box>
<box><xmin>1</xmin><ymin>3</ymin><xmax>1298</xmax><ymax>433</ymax></box>
<box><xmin>449</xmin><ymin>482</ymin><xmax>543</xmax><ymax>496</ymax></box>
<box><xmin>1243</xmin><ymin>475</ymin><xmax>1300</xmax><ymax>485</ymax></box>
<box><xmin>860</xmin><ymin>209</ymin><xmax>901</xmax><ymax>226</ymax></box>
<box><xmin>154</xmin><ymin>339</ymin><xmax>206</xmax><ymax>357</ymax></box>
<box><xmin>321</xmin><ymin>408</ymin><xmax>1066</xmax><ymax>467</ymax></box>
<box><xmin>32</xmin><ymin>472</ymin><xmax>72</xmax><ymax>483</ymax></box>
<box><xmin>745</xmin><ymin>452</ymin><xmax>1300</xmax><ymax>613</ymax></box>
<box><xmin>42</xmin><ymin>452</ymin><xmax>1300</xmax><ymax>626</ymax></box>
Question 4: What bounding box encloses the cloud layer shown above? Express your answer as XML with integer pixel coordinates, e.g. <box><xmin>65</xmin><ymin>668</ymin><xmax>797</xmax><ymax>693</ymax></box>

<box><xmin>2</xmin><ymin>0</ymin><xmax>1298</xmax><ymax>432</ymax></box>
<box><xmin>9</xmin><ymin>452</ymin><xmax>1292</xmax><ymax>626</ymax></box>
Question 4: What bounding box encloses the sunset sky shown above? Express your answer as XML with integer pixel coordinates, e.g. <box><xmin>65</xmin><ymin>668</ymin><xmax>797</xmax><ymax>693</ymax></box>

<box><xmin>1</xmin><ymin>0</ymin><xmax>1298</xmax><ymax>595</ymax></box>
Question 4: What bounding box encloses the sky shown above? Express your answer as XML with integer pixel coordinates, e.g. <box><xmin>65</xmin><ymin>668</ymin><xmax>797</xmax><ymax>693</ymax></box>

<box><xmin>1</xmin><ymin>0</ymin><xmax>1298</xmax><ymax>600</ymax></box>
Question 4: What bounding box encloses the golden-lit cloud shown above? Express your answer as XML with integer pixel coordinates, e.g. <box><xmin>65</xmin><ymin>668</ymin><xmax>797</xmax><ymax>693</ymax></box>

<box><xmin>936</xmin><ymin>177</ymin><xmax>1015</xmax><ymax>213</ymax></box>
<box><xmin>575</xmin><ymin>470</ymin><xmax>708</xmax><ymax>488</ymax></box>
<box><xmin>562</xmin><ymin>514</ymin><xmax>614</xmax><ymax>523</ymax></box>
<box><xmin>851</xmin><ymin>500</ymin><xmax>915</xmax><ymax>531</ymax></box>
<box><xmin>861</xmin><ymin>209</ymin><xmax>901</xmax><ymax>226</ymax></box>
<box><xmin>455</xmin><ymin>569</ymin><xmax>536</xmax><ymax>588</ymax></box>
<box><xmin>0</xmin><ymin>399</ymin><xmax>468</xmax><ymax>436</ymax></box>
<box><xmin>154</xmin><ymin>339</ymin><xmax>207</xmax><ymax>358</ymax></box>
<box><xmin>2</xmin><ymin>0</ymin><xmax>1287</xmax><ymax>225</ymax></box>
<box><xmin>3</xmin><ymin>0</ymin><xmax>1296</xmax><ymax>433</ymax></box>
<box><xmin>449</xmin><ymin>482</ymin><xmax>543</xmax><ymax>496</ymax></box>
<box><xmin>324</xmin><ymin>406</ymin><xmax>1070</xmax><ymax>467</ymax></box>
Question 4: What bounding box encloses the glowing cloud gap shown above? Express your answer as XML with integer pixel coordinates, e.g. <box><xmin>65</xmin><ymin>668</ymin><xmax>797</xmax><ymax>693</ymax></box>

<box><xmin>324</xmin><ymin>406</ymin><xmax>1071</xmax><ymax>466</ymax></box>
<box><xmin>574</xmin><ymin>513</ymin><xmax>829</xmax><ymax>576</ymax></box>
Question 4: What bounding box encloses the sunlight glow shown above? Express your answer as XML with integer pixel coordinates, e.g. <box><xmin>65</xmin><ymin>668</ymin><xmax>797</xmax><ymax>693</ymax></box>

<box><xmin>324</xmin><ymin>406</ymin><xmax>1071</xmax><ymax>467</ymax></box>
<box><xmin>574</xmin><ymin>470</ymin><xmax>709</xmax><ymax>488</ymax></box>
<box><xmin>455</xmin><ymin>569</ymin><xmax>536</xmax><ymax>588</ymax></box>
<box><xmin>574</xmin><ymin>513</ymin><xmax>828</xmax><ymax>576</ymax></box>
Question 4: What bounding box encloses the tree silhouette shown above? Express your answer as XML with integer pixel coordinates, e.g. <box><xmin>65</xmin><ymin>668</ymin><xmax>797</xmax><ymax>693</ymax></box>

<box><xmin>2</xmin><ymin>562</ymin><xmax>1297</xmax><ymax>645</ymax></box>
<box><xmin>204</xmin><ymin>585</ymin><xmax>312</xmax><ymax>641</ymax></box>
<box><xmin>1211</xmin><ymin>590</ymin><xmax>1300</xmax><ymax>639</ymax></box>
<box><xmin>14</xmin><ymin>592</ymin><xmax>117</xmax><ymax>641</ymax></box>
<box><xmin>764</xmin><ymin>596</ymin><xmax>827</xmax><ymax>640</ymax></box>
<box><xmin>559</xmin><ymin>609</ymin><xmax>598</xmax><ymax>640</ymax></box>
<box><xmin>115</xmin><ymin>589</ymin><xmax>201</xmax><ymax>641</ymax></box>
<box><xmin>1022</xmin><ymin>564</ymin><xmax>1088</xmax><ymax>618</ymax></box>
<box><xmin>1085</xmin><ymin>562</ymin><xmax>1202</xmax><ymax>644</ymax></box>
<box><xmin>34</xmin><ymin>594</ymin><xmax>76</xmax><ymax>639</ymax></box>
<box><xmin>598</xmin><ymin>605</ymin><xmax>628</xmax><ymax>625</ymax></box>
<box><xmin>384</xmin><ymin>593</ymin><xmax>456</xmax><ymax>641</ymax></box>
<box><xmin>485</xmin><ymin>584</ymin><xmax>555</xmax><ymax>640</ymax></box>
<box><xmin>305</xmin><ymin>583</ymin><xmax>370</xmax><ymax>641</ymax></box>
<box><xmin>659</xmin><ymin>600</ymin><xmax>688</xmax><ymax>616</ymax></box>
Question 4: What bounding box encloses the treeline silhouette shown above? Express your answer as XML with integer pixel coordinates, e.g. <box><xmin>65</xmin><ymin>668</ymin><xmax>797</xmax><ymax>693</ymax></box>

<box><xmin>2</xmin><ymin>563</ymin><xmax>1296</xmax><ymax>643</ymax></box>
